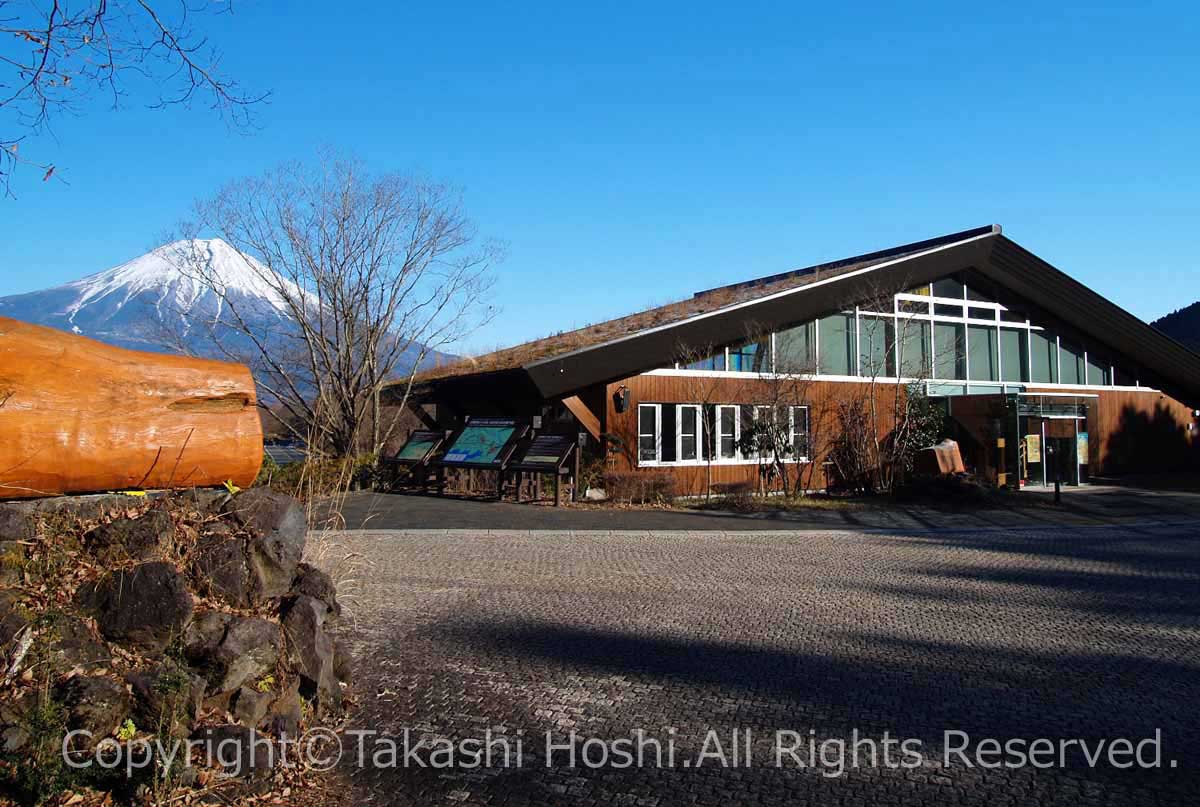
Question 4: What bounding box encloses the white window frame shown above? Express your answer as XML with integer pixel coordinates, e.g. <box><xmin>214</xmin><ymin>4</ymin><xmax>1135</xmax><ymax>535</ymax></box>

<box><xmin>637</xmin><ymin>403</ymin><xmax>661</xmax><ymax>465</ymax></box>
<box><xmin>789</xmin><ymin>405</ymin><xmax>811</xmax><ymax>462</ymax></box>
<box><xmin>655</xmin><ymin>276</ymin><xmax>1135</xmax><ymax>391</ymax></box>
<box><xmin>676</xmin><ymin>404</ymin><xmax>703</xmax><ymax>462</ymax></box>
<box><xmin>715</xmin><ymin>404</ymin><xmax>740</xmax><ymax>461</ymax></box>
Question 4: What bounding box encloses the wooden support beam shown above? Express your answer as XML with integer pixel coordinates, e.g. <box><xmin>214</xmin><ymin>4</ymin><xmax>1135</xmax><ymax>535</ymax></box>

<box><xmin>562</xmin><ymin>395</ymin><xmax>601</xmax><ymax>441</ymax></box>
<box><xmin>406</xmin><ymin>400</ymin><xmax>439</xmax><ymax>430</ymax></box>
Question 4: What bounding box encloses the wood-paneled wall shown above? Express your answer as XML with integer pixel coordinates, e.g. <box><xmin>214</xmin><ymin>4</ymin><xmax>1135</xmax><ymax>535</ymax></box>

<box><xmin>603</xmin><ymin>374</ymin><xmax>908</xmax><ymax>494</ymax></box>
<box><xmin>1025</xmin><ymin>386</ymin><xmax>1197</xmax><ymax>474</ymax></box>
<box><xmin>601</xmin><ymin>374</ymin><xmax>1199</xmax><ymax>494</ymax></box>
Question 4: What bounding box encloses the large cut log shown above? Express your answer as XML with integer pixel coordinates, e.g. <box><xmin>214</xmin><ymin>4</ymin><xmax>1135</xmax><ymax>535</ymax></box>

<box><xmin>0</xmin><ymin>316</ymin><xmax>263</xmax><ymax>499</ymax></box>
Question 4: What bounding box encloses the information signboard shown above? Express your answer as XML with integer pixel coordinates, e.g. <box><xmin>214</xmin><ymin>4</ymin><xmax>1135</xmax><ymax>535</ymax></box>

<box><xmin>511</xmin><ymin>434</ymin><xmax>575</xmax><ymax>472</ymax></box>
<box><xmin>392</xmin><ymin>430</ymin><xmax>446</xmax><ymax>465</ymax></box>
<box><xmin>440</xmin><ymin>417</ymin><xmax>524</xmax><ymax>468</ymax></box>
<box><xmin>1025</xmin><ymin>434</ymin><xmax>1041</xmax><ymax>463</ymax></box>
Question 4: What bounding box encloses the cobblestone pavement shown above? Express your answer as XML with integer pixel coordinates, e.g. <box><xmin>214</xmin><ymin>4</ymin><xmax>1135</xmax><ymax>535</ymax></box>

<box><xmin>329</xmin><ymin>485</ymin><xmax>1200</xmax><ymax>532</ymax></box>
<box><xmin>324</xmin><ymin>523</ymin><xmax>1200</xmax><ymax>806</ymax></box>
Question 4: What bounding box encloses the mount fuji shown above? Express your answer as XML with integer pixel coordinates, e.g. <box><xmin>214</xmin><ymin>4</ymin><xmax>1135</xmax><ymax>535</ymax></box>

<box><xmin>0</xmin><ymin>239</ymin><xmax>452</xmax><ymax>369</ymax></box>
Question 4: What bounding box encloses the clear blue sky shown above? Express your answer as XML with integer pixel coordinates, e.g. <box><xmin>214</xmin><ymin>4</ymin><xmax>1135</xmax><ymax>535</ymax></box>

<box><xmin>1</xmin><ymin>0</ymin><xmax>1197</xmax><ymax>353</ymax></box>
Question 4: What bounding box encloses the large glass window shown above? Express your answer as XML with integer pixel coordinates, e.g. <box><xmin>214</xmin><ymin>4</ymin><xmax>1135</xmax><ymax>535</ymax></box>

<box><xmin>933</xmin><ymin>277</ymin><xmax>965</xmax><ymax>300</ymax></box>
<box><xmin>1087</xmin><ymin>353</ymin><xmax>1111</xmax><ymax>386</ymax></box>
<box><xmin>717</xmin><ymin>405</ymin><xmax>739</xmax><ymax>460</ymax></box>
<box><xmin>684</xmin><ymin>350</ymin><xmax>725</xmax><ymax>371</ymax></box>
<box><xmin>1060</xmin><ymin>340</ymin><xmax>1084</xmax><ymax>385</ymax></box>
<box><xmin>898</xmin><ymin>319</ymin><xmax>931</xmax><ymax>378</ymax></box>
<box><xmin>819</xmin><ymin>313</ymin><xmax>856</xmax><ymax>376</ymax></box>
<box><xmin>638</xmin><ymin>404</ymin><xmax>659</xmax><ymax>463</ymax></box>
<box><xmin>1030</xmin><ymin>331</ymin><xmax>1057</xmax><ymax>383</ymax></box>
<box><xmin>677</xmin><ymin>405</ymin><xmax>701</xmax><ymax>461</ymax></box>
<box><xmin>734</xmin><ymin>274</ymin><xmax>1131</xmax><ymax>388</ymax></box>
<box><xmin>1000</xmin><ymin>328</ymin><xmax>1028</xmax><ymax>383</ymax></box>
<box><xmin>775</xmin><ymin>321</ymin><xmax>815</xmax><ymax>373</ymax></box>
<box><xmin>934</xmin><ymin>322</ymin><xmax>966</xmax><ymax>379</ymax></box>
<box><xmin>728</xmin><ymin>338</ymin><xmax>769</xmax><ymax>373</ymax></box>
<box><xmin>967</xmin><ymin>325</ymin><xmax>998</xmax><ymax>382</ymax></box>
<box><xmin>859</xmin><ymin>316</ymin><xmax>896</xmax><ymax>377</ymax></box>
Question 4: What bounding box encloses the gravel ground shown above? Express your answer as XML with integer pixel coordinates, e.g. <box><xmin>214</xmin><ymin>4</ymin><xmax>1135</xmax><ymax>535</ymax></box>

<box><xmin>323</xmin><ymin>522</ymin><xmax>1200</xmax><ymax>806</ymax></box>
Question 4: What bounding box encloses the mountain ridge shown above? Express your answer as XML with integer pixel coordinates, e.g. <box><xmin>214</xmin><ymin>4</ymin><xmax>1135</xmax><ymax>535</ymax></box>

<box><xmin>0</xmin><ymin>239</ymin><xmax>454</xmax><ymax>372</ymax></box>
<box><xmin>1151</xmin><ymin>301</ymin><xmax>1200</xmax><ymax>353</ymax></box>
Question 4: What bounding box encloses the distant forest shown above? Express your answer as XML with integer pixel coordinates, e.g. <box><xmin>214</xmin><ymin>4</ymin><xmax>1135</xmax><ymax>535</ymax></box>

<box><xmin>1152</xmin><ymin>301</ymin><xmax>1200</xmax><ymax>351</ymax></box>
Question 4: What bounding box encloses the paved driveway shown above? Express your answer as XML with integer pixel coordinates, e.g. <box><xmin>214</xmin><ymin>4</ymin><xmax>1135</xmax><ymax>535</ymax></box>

<box><xmin>325</xmin><ymin>523</ymin><xmax>1200</xmax><ymax>806</ymax></box>
<box><xmin>328</xmin><ymin>485</ymin><xmax>1200</xmax><ymax>532</ymax></box>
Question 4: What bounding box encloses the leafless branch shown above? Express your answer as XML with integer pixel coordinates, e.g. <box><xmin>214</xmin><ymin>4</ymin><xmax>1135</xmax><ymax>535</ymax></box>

<box><xmin>165</xmin><ymin>152</ymin><xmax>498</xmax><ymax>458</ymax></box>
<box><xmin>1</xmin><ymin>0</ymin><xmax>266</xmax><ymax>195</ymax></box>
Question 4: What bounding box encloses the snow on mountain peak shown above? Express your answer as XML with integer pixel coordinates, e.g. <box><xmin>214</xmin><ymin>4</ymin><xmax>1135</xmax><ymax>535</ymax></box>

<box><xmin>63</xmin><ymin>238</ymin><xmax>300</xmax><ymax>324</ymax></box>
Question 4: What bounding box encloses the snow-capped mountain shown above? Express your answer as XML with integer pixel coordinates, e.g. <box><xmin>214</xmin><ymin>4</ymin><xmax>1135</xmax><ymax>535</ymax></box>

<box><xmin>0</xmin><ymin>239</ymin><xmax>453</xmax><ymax>371</ymax></box>
<box><xmin>0</xmin><ymin>239</ymin><xmax>299</xmax><ymax>352</ymax></box>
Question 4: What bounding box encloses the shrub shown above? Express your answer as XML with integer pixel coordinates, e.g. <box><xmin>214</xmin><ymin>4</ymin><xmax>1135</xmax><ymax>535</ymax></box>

<box><xmin>709</xmin><ymin>480</ymin><xmax>756</xmax><ymax>512</ymax></box>
<box><xmin>602</xmin><ymin>471</ymin><xmax>676</xmax><ymax>505</ymax></box>
<box><xmin>258</xmin><ymin>453</ymin><xmax>379</xmax><ymax>499</ymax></box>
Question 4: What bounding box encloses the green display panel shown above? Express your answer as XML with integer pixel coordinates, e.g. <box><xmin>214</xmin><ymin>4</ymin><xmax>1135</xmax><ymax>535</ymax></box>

<box><xmin>441</xmin><ymin>418</ymin><xmax>521</xmax><ymax>467</ymax></box>
<box><xmin>394</xmin><ymin>431</ymin><xmax>445</xmax><ymax>463</ymax></box>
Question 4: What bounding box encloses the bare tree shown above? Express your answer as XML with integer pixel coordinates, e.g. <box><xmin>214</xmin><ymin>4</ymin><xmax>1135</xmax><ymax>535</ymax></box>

<box><xmin>1</xmin><ymin>0</ymin><xmax>264</xmax><ymax>193</ymax></box>
<box><xmin>737</xmin><ymin>322</ymin><xmax>819</xmax><ymax>497</ymax></box>
<box><xmin>169</xmin><ymin>154</ymin><xmax>499</xmax><ymax>458</ymax></box>
<box><xmin>827</xmin><ymin>278</ymin><xmax>943</xmax><ymax>493</ymax></box>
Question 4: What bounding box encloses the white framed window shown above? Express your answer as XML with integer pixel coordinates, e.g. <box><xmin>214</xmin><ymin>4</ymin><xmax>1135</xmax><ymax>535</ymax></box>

<box><xmin>676</xmin><ymin>404</ymin><xmax>702</xmax><ymax>461</ymax></box>
<box><xmin>716</xmin><ymin>404</ymin><xmax>739</xmax><ymax>460</ymax></box>
<box><xmin>638</xmin><ymin>404</ymin><xmax>660</xmax><ymax>464</ymax></box>
<box><xmin>789</xmin><ymin>406</ymin><xmax>811</xmax><ymax>461</ymax></box>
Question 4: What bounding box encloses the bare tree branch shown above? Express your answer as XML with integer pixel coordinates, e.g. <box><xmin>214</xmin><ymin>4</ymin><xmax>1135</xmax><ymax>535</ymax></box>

<box><xmin>0</xmin><ymin>0</ymin><xmax>266</xmax><ymax>195</ymax></box>
<box><xmin>166</xmin><ymin>152</ymin><xmax>498</xmax><ymax>458</ymax></box>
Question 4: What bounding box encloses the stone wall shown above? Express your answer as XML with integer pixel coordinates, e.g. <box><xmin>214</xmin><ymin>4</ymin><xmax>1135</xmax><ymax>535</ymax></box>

<box><xmin>0</xmin><ymin>488</ymin><xmax>350</xmax><ymax>802</ymax></box>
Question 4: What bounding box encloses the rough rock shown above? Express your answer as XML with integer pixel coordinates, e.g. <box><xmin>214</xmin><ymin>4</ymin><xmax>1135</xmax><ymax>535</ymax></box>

<box><xmin>265</xmin><ymin>679</ymin><xmax>302</xmax><ymax>739</ymax></box>
<box><xmin>232</xmin><ymin>685</ymin><xmax>273</xmax><ymax>728</ymax></box>
<box><xmin>76</xmin><ymin>561</ymin><xmax>193</xmax><ymax>652</ymax></box>
<box><xmin>332</xmin><ymin>635</ymin><xmax>354</xmax><ymax>684</ymax></box>
<box><xmin>4</xmin><ymin>598</ymin><xmax>109</xmax><ymax>676</ymax></box>
<box><xmin>282</xmin><ymin>595</ymin><xmax>340</xmax><ymax>713</ymax></box>
<box><xmin>55</xmin><ymin>675</ymin><xmax>132</xmax><ymax>747</ymax></box>
<box><xmin>222</xmin><ymin>489</ymin><xmax>306</xmax><ymax>601</ymax></box>
<box><xmin>182</xmin><ymin>610</ymin><xmax>231</xmax><ymax>665</ymax></box>
<box><xmin>191</xmin><ymin>529</ymin><xmax>252</xmax><ymax>608</ymax></box>
<box><xmin>0</xmin><ymin>504</ymin><xmax>34</xmax><ymax>542</ymax></box>
<box><xmin>84</xmin><ymin>509</ymin><xmax>173</xmax><ymax>563</ymax></box>
<box><xmin>191</xmin><ymin>724</ymin><xmax>276</xmax><ymax>781</ymax></box>
<box><xmin>209</xmin><ymin>616</ymin><xmax>281</xmax><ymax>695</ymax></box>
<box><xmin>126</xmin><ymin>663</ymin><xmax>206</xmax><ymax>737</ymax></box>
<box><xmin>182</xmin><ymin>488</ymin><xmax>231</xmax><ymax>517</ymax></box>
<box><xmin>0</xmin><ymin>696</ymin><xmax>32</xmax><ymax>753</ymax></box>
<box><xmin>42</xmin><ymin>613</ymin><xmax>112</xmax><ymax>674</ymax></box>
<box><xmin>290</xmin><ymin>562</ymin><xmax>340</xmax><ymax>618</ymax></box>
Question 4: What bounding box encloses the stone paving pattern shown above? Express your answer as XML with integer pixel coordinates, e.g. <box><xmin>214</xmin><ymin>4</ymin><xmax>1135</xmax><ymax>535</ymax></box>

<box><xmin>328</xmin><ymin>522</ymin><xmax>1200</xmax><ymax>806</ymax></box>
<box><xmin>331</xmin><ymin>485</ymin><xmax>1200</xmax><ymax>532</ymax></box>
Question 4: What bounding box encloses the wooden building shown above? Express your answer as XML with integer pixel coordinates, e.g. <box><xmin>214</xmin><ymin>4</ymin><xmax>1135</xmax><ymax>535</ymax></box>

<box><xmin>388</xmin><ymin>225</ymin><xmax>1200</xmax><ymax>494</ymax></box>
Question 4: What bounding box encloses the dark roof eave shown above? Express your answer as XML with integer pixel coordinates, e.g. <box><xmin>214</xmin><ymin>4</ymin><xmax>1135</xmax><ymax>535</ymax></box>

<box><xmin>982</xmin><ymin>236</ymin><xmax>1200</xmax><ymax>405</ymax></box>
<box><xmin>524</xmin><ymin>233</ymin><xmax>998</xmax><ymax>398</ymax></box>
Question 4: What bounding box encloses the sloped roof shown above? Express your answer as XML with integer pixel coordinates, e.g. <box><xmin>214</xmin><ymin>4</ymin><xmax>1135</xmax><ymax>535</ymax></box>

<box><xmin>416</xmin><ymin>225</ymin><xmax>998</xmax><ymax>382</ymax></box>
<box><xmin>399</xmin><ymin>224</ymin><xmax>1200</xmax><ymax>407</ymax></box>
